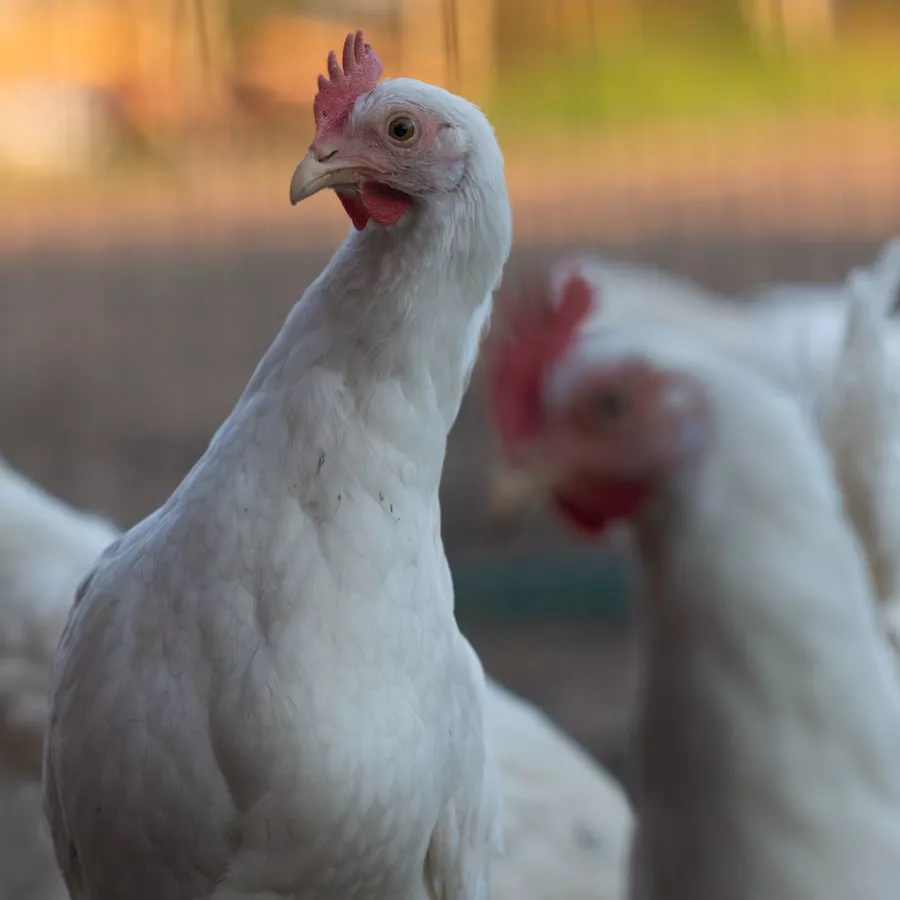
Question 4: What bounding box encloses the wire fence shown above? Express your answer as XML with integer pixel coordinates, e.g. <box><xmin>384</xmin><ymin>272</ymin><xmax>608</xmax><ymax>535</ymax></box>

<box><xmin>1</xmin><ymin>0</ymin><xmax>900</xmax><ymax>756</ymax></box>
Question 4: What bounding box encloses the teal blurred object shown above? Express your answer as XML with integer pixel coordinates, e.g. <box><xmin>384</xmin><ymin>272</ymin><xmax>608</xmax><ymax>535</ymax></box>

<box><xmin>453</xmin><ymin>547</ymin><xmax>632</xmax><ymax>623</ymax></box>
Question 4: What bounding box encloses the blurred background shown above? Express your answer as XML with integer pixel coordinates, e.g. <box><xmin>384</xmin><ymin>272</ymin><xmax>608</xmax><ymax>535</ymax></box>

<box><xmin>1</xmin><ymin>0</ymin><xmax>899</xmax><ymax>778</ymax></box>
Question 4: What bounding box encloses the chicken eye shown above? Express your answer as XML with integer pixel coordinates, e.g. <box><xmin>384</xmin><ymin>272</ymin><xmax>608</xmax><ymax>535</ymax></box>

<box><xmin>388</xmin><ymin>116</ymin><xmax>416</xmax><ymax>142</ymax></box>
<box><xmin>592</xmin><ymin>389</ymin><xmax>631</xmax><ymax>421</ymax></box>
<box><xmin>575</xmin><ymin>388</ymin><xmax>632</xmax><ymax>433</ymax></box>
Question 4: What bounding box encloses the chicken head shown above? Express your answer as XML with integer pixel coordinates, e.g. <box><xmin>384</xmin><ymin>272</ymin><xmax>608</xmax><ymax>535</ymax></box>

<box><xmin>486</xmin><ymin>271</ymin><xmax>711</xmax><ymax>536</ymax></box>
<box><xmin>290</xmin><ymin>30</ymin><xmax>471</xmax><ymax>230</ymax></box>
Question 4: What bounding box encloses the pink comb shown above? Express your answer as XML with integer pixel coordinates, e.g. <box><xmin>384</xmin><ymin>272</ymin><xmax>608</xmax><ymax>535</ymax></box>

<box><xmin>313</xmin><ymin>30</ymin><xmax>383</xmax><ymax>140</ymax></box>
<box><xmin>487</xmin><ymin>272</ymin><xmax>595</xmax><ymax>457</ymax></box>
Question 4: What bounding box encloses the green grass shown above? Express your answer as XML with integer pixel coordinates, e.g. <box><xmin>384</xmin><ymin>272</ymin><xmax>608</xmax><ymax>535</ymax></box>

<box><xmin>487</xmin><ymin>39</ymin><xmax>900</xmax><ymax>136</ymax></box>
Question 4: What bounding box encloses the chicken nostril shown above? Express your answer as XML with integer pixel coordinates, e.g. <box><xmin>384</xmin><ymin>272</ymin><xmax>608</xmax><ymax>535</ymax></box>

<box><xmin>317</xmin><ymin>148</ymin><xmax>339</xmax><ymax>163</ymax></box>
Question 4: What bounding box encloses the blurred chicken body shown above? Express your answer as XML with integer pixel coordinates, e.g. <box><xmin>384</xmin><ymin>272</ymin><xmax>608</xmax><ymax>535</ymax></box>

<box><xmin>0</xmin><ymin>460</ymin><xmax>118</xmax><ymax>781</ymax></box>
<box><xmin>746</xmin><ymin>237</ymin><xmax>900</xmax><ymax>398</ymax></box>
<box><xmin>549</xmin><ymin>237</ymin><xmax>900</xmax><ymax>401</ymax></box>
<box><xmin>485</xmin><ymin>682</ymin><xmax>631</xmax><ymax>900</ymax></box>
<box><xmin>0</xmin><ymin>459</ymin><xmax>117</xmax><ymax>900</ymax></box>
<box><xmin>622</xmin><ymin>337</ymin><xmax>900</xmax><ymax>900</ymax></box>
<box><xmin>43</xmin><ymin>32</ymin><xmax>511</xmax><ymax>900</ymax></box>
<box><xmin>813</xmin><ymin>259</ymin><xmax>900</xmax><ymax>665</ymax></box>
<box><xmin>487</xmin><ymin>274</ymin><xmax>900</xmax><ymax>900</ymax></box>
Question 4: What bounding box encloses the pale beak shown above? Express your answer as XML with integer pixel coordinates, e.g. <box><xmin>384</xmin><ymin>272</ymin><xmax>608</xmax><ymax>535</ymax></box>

<box><xmin>289</xmin><ymin>152</ymin><xmax>358</xmax><ymax>205</ymax></box>
<box><xmin>486</xmin><ymin>463</ymin><xmax>557</xmax><ymax>531</ymax></box>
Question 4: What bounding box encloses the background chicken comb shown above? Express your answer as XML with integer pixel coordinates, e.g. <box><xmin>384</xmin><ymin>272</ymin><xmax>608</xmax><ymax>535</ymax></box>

<box><xmin>487</xmin><ymin>272</ymin><xmax>595</xmax><ymax>455</ymax></box>
<box><xmin>313</xmin><ymin>30</ymin><xmax>383</xmax><ymax>140</ymax></box>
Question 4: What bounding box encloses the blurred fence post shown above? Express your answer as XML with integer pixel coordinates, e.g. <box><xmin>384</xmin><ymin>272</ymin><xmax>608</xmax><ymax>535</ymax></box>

<box><xmin>400</xmin><ymin>0</ymin><xmax>495</xmax><ymax>102</ymax></box>
<box><xmin>454</xmin><ymin>0</ymin><xmax>496</xmax><ymax>102</ymax></box>
<box><xmin>130</xmin><ymin>0</ymin><xmax>234</xmax><ymax>128</ymax></box>
<box><xmin>400</xmin><ymin>0</ymin><xmax>449</xmax><ymax>86</ymax></box>
<box><xmin>744</xmin><ymin>0</ymin><xmax>836</xmax><ymax>47</ymax></box>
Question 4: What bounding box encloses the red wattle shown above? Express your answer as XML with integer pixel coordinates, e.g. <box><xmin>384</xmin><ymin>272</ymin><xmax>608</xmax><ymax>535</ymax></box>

<box><xmin>336</xmin><ymin>184</ymin><xmax>412</xmax><ymax>231</ymax></box>
<box><xmin>360</xmin><ymin>182</ymin><xmax>412</xmax><ymax>226</ymax></box>
<box><xmin>337</xmin><ymin>192</ymin><xmax>370</xmax><ymax>231</ymax></box>
<box><xmin>554</xmin><ymin>481</ymin><xmax>651</xmax><ymax>538</ymax></box>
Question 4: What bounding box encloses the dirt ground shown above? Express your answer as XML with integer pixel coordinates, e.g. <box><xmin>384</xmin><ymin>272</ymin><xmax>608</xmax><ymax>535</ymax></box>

<box><xmin>3</xmin><ymin>231</ymin><xmax>892</xmax><ymax>772</ymax></box>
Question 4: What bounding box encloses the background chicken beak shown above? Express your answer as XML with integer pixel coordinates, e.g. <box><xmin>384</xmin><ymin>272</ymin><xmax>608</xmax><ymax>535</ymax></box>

<box><xmin>289</xmin><ymin>153</ymin><xmax>357</xmax><ymax>205</ymax></box>
<box><xmin>486</xmin><ymin>464</ymin><xmax>557</xmax><ymax>531</ymax></box>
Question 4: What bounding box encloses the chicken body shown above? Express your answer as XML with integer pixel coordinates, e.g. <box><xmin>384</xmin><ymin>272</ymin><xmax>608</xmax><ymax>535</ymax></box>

<box><xmin>486</xmin><ymin>268</ymin><xmax>900</xmax><ymax>899</ymax></box>
<box><xmin>42</xmin><ymin>73</ymin><xmax>511</xmax><ymax>900</ymax></box>
<box><xmin>548</xmin><ymin>238</ymin><xmax>900</xmax><ymax>404</ymax></box>
<box><xmin>0</xmin><ymin>453</ymin><xmax>631</xmax><ymax>900</ymax></box>
<box><xmin>0</xmin><ymin>459</ymin><xmax>118</xmax><ymax>781</ymax></box>
<box><xmin>484</xmin><ymin>683</ymin><xmax>631</xmax><ymax>900</ymax></box>
<box><xmin>745</xmin><ymin>237</ymin><xmax>900</xmax><ymax>399</ymax></box>
<box><xmin>0</xmin><ymin>458</ymin><xmax>117</xmax><ymax>900</ymax></box>
<box><xmin>618</xmin><ymin>335</ymin><xmax>900</xmax><ymax>900</ymax></box>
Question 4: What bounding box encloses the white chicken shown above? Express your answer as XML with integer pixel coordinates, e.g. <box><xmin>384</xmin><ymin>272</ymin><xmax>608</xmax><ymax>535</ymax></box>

<box><xmin>485</xmin><ymin>270</ymin><xmax>900</xmax><ymax>900</ymax></box>
<box><xmin>813</xmin><ymin>259</ymin><xmax>900</xmax><ymax>662</ymax></box>
<box><xmin>0</xmin><ymin>459</ymin><xmax>118</xmax><ymax>900</ymax></box>
<box><xmin>746</xmin><ymin>237</ymin><xmax>900</xmax><ymax>400</ymax></box>
<box><xmin>0</xmin><ymin>460</ymin><xmax>119</xmax><ymax>781</ymax></box>
<box><xmin>43</xmin><ymin>30</ymin><xmax>512</xmax><ymax>900</ymax></box>
<box><xmin>484</xmin><ymin>682</ymin><xmax>631</xmax><ymax>900</ymax></box>
<box><xmin>541</xmin><ymin>237</ymin><xmax>900</xmax><ymax>402</ymax></box>
<box><xmin>0</xmin><ymin>452</ymin><xmax>631</xmax><ymax>900</ymax></box>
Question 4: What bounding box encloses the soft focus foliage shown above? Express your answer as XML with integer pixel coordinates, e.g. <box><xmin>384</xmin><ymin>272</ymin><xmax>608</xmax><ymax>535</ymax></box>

<box><xmin>0</xmin><ymin>0</ymin><xmax>898</xmax><ymax>174</ymax></box>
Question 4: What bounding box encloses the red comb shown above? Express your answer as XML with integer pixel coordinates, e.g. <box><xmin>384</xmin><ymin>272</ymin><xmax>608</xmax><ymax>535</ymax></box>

<box><xmin>313</xmin><ymin>30</ymin><xmax>383</xmax><ymax>140</ymax></box>
<box><xmin>487</xmin><ymin>272</ymin><xmax>595</xmax><ymax>457</ymax></box>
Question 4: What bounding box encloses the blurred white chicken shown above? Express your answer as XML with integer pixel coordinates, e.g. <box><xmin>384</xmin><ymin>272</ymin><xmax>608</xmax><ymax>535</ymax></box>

<box><xmin>485</xmin><ymin>269</ymin><xmax>900</xmax><ymax>900</ymax></box>
<box><xmin>813</xmin><ymin>257</ymin><xmax>900</xmax><ymax>662</ymax></box>
<box><xmin>0</xmin><ymin>459</ymin><xmax>118</xmax><ymax>900</ymax></box>
<box><xmin>542</xmin><ymin>236</ymin><xmax>900</xmax><ymax>402</ymax></box>
<box><xmin>484</xmin><ymin>682</ymin><xmax>631</xmax><ymax>900</ymax></box>
<box><xmin>0</xmin><ymin>461</ymin><xmax>118</xmax><ymax>781</ymax></box>
<box><xmin>746</xmin><ymin>237</ymin><xmax>900</xmax><ymax>401</ymax></box>
<box><xmin>0</xmin><ymin>455</ymin><xmax>631</xmax><ymax>900</ymax></box>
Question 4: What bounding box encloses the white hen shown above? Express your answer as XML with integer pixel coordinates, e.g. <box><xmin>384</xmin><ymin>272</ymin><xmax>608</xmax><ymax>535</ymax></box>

<box><xmin>0</xmin><ymin>460</ymin><xmax>118</xmax><ymax>781</ymax></box>
<box><xmin>486</xmin><ymin>272</ymin><xmax>900</xmax><ymax>900</ymax></box>
<box><xmin>0</xmin><ymin>453</ymin><xmax>631</xmax><ymax>900</ymax></box>
<box><xmin>747</xmin><ymin>237</ymin><xmax>900</xmax><ymax>400</ymax></box>
<box><xmin>813</xmin><ymin>256</ymin><xmax>900</xmax><ymax>664</ymax></box>
<box><xmin>543</xmin><ymin>237</ymin><xmax>900</xmax><ymax>402</ymax></box>
<box><xmin>484</xmin><ymin>682</ymin><xmax>631</xmax><ymax>900</ymax></box>
<box><xmin>0</xmin><ymin>459</ymin><xmax>117</xmax><ymax>900</ymax></box>
<box><xmin>43</xmin><ymin>31</ymin><xmax>510</xmax><ymax>900</ymax></box>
